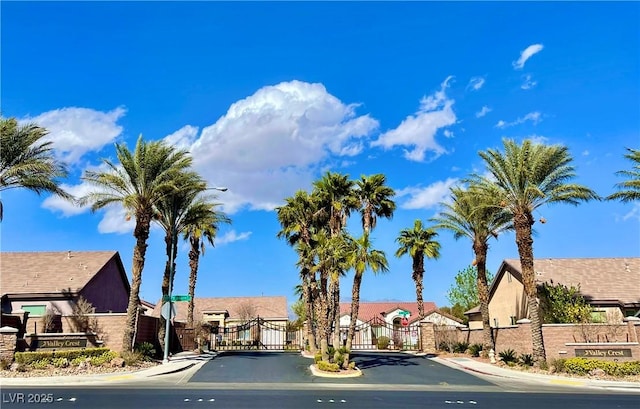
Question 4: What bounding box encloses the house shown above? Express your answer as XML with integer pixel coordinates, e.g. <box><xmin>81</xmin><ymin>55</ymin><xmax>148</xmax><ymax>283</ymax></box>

<box><xmin>1</xmin><ymin>250</ymin><xmax>131</xmax><ymax>322</ymax></box>
<box><xmin>338</xmin><ymin>301</ymin><xmax>463</xmax><ymax>349</ymax></box>
<box><xmin>465</xmin><ymin>257</ymin><xmax>640</xmax><ymax>329</ymax></box>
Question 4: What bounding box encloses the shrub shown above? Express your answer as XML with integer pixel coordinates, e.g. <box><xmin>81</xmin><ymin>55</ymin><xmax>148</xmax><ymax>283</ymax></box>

<box><xmin>377</xmin><ymin>336</ymin><xmax>390</xmax><ymax>350</ymax></box>
<box><xmin>468</xmin><ymin>344</ymin><xmax>483</xmax><ymax>357</ymax></box>
<box><xmin>89</xmin><ymin>351</ymin><xmax>117</xmax><ymax>366</ymax></box>
<box><xmin>316</xmin><ymin>361</ymin><xmax>340</xmax><ymax>372</ymax></box>
<box><xmin>348</xmin><ymin>361</ymin><xmax>356</xmax><ymax>370</ymax></box>
<box><xmin>134</xmin><ymin>342</ymin><xmax>157</xmax><ymax>360</ymax></box>
<box><xmin>52</xmin><ymin>357</ymin><xmax>70</xmax><ymax>368</ymax></box>
<box><xmin>519</xmin><ymin>353</ymin><xmax>534</xmax><ymax>367</ymax></box>
<box><xmin>550</xmin><ymin>358</ymin><xmax>566</xmax><ymax>373</ymax></box>
<box><xmin>498</xmin><ymin>349</ymin><xmax>517</xmax><ymax>364</ymax></box>
<box><xmin>453</xmin><ymin>342</ymin><xmax>469</xmax><ymax>354</ymax></box>
<box><xmin>70</xmin><ymin>357</ymin><xmax>85</xmax><ymax>366</ymax></box>
<box><xmin>438</xmin><ymin>341</ymin><xmax>452</xmax><ymax>352</ymax></box>
<box><xmin>314</xmin><ymin>352</ymin><xmax>322</xmax><ymax>364</ymax></box>
<box><xmin>539</xmin><ymin>360</ymin><xmax>549</xmax><ymax>371</ymax></box>
<box><xmin>15</xmin><ymin>348</ymin><xmax>111</xmax><ymax>365</ymax></box>
<box><xmin>563</xmin><ymin>358</ymin><xmax>640</xmax><ymax>376</ymax></box>
<box><xmin>392</xmin><ymin>334</ymin><xmax>404</xmax><ymax>350</ymax></box>
<box><xmin>30</xmin><ymin>359</ymin><xmax>50</xmax><ymax>370</ymax></box>
<box><xmin>119</xmin><ymin>351</ymin><xmax>143</xmax><ymax>367</ymax></box>
<box><xmin>0</xmin><ymin>358</ymin><xmax>12</xmax><ymax>370</ymax></box>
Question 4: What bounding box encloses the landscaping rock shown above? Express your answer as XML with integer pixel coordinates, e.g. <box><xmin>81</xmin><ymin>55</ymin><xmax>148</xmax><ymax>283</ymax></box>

<box><xmin>110</xmin><ymin>357</ymin><xmax>125</xmax><ymax>368</ymax></box>
<box><xmin>589</xmin><ymin>368</ymin><xmax>606</xmax><ymax>377</ymax></box>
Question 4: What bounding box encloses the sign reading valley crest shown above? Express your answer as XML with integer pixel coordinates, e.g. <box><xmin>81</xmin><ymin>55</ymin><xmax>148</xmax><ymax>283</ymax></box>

<box><xmin>36</xmin><ymin>338</ymin><xmax>88</xmax><ymax>349</ymax></box>
<box><xmin>575</xmin><ymin>348</ymin><xmax>632</xmax><ymax>358</ymax></box>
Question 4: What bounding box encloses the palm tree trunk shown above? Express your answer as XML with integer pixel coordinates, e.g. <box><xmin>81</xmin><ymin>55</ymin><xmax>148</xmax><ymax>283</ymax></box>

<box><xmin>412</xmin><ymin>253</ymin><xmax>425</xmax><ymax>318</ymax></box>
<box><xmin>187</xmin><ymin>236</ymin><xmax>201</xmax><ymax>327</ymax></box>
<box><xmin>317</xmin><ymin>271</ymin><xmax>330</xmax><ymax>361</ymax></box>
<box><xmin>158</xmin><ymin>231</ymin><xmax>173</xmax><ymax>352</ymax></box>
<box><xmin>304</xmin><ymin>275</ymin><xmax>318</xmax><ymax>353</ymax></box>
<box><xmin>474</xmin><ymin>240</ymin><xmax>493</xmax><ymax>354</ymax></box>
<box><xmin>122</xmin><ymin>213</ymin><xmax>152</xmax><ymax>352</ymax></box>
<box><xmin>345</xmin><ymin>272</ymin><xmax>363</xmax><ymax>369</ymax></box>
<box><xmin>514</xmin><ymin>211</ymin><xmax>546</xmax><ymax>364</ymax></box>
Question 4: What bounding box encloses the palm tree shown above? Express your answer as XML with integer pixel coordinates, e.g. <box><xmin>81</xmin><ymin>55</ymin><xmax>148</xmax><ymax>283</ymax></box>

<box><xmin>276</xmin><ymin>190</ymin><xmax>323</xmax><ymax>353</ymax></box>
<box><xmin>395</xmin><ymin>220</ymin><xmax>441</xmax><ymax>319</ymax></box>
<box><xmin>354</xmin><ymin>174</ymin><xmax>396</xmax><ymax>234</ymax></box>
<box><xmin>0</xmin><ymin>117</ymin><xmax>72</xmax><ymax>221</ymax></box>
<box><xmin>476</xmin><ymin>138</ymin><xmax>599</xmax><ymax>364</ymax></box>
<box><xmin>183</xmin><ymin>198</ymin><xmax>230</xmax><ymax>327</ymax></box>
<box><xmin>607</xmin><ymin>147</ymin><xmax>640</xmax><ymax>203</ymax></box>
<box><xmin>344</xmin><ymin>232</ymin><xmax>388</xmax><ymax>367</ymax></box>
<box><xmin>431</xmin><ymin>184</ymin><xmax>512</xmax><ymax>352</ymax></box>
<box><xmin>80</xmin><ymin>135</ymin><xmax>192</xmax><ymax>351</ymax></box>
<box><xmin>312</xmin><ymin>172</ymin><xmax>357</xmax><ymax>348</ymax></box>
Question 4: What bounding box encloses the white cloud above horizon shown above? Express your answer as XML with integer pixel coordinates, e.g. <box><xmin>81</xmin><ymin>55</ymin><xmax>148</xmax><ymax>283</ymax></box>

<box><xmin>496</xmin><ymin>111</ymin><xmax>542</xmax><ymax>129</ymax></box>
<box><xmin>23</xmin><ymin>107</ymin><xmax>126</xmax><ymax>164</ymax></box>
<box><xmin>467</xmin><ymin>76</ymin><xmax>486</xmax><ymax>91</ymax></box>
<box><xmin>475</xmin><ymin>106</ymin><xmax>492</xmax><ymax>118</ymax></box>
<box><xmin>216</xmin><ymin>230</ymin><xmax>252</xmax><ymax>245</ymax></box>
<box><xmin>396</xmin><ymin>178</ymin><xmax>458</xmax><ymax>209</ymax></box>
<box><xmin>371</xmin><ymin>76</ymin><xmax>456</xmax><ymax>162</ymax></box>
<box><xmin>513</xmin><ymin>43</ymin><xmax>544</xmax><ymax>70</ymax></box>
<box><xmin>521</xmin><ymin>74</ymin><xmax>538</xmax><ymax>90</ymax></box>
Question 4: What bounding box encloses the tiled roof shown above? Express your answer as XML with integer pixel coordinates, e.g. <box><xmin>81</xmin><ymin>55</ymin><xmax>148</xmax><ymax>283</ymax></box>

<box><xmin>1</xmin><ymin>251</ymin><xmax>120</xmax><ymax>295</ymax></box>
<box><xmin>339</xmin><ymin>301</ymin><xmax>437</xmax><ymax>323</ymax></box>
<box><xmin>503</xmin><ymin>257</ymin><xmax>640</xmax><ymax>305</ymax></box>
<box><xmin>152</xmin><ymin>296</ymin><xmax>289</xmax><ymax>321</ymax></box>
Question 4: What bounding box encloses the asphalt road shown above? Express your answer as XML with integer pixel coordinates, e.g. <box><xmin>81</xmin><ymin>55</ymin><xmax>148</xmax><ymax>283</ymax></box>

<box><xmin>1</xmin><ymin>388</ymin><xmax>638</xmax><ymax>409</ymax></box>
<box><xmin>189</xmin><ymin>351</ymin><xmax>491</xmax><ymax>386</ymax></box>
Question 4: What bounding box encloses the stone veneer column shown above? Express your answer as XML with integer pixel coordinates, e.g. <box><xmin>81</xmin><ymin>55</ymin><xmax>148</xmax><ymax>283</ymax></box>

<box><xmin>624</xmin><ymin>316</ymin><xmax>640</xmax><ymax>343</ymax></box>
<box><xmin>420</xmin><ymin>320</ymin><xmax>436</xmax><ymax>354</ymax></box>
<box><xmin>0</xmin><ymin>326</ymin><xmax>19</xmax><ymax>362</ymax></box>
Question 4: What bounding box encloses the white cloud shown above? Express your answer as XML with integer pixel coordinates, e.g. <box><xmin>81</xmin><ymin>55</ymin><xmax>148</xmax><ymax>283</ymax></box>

<box><xmin>475</xmin><ymin>106</ymin><xmax>492</xmax><ymax>118</ymax></box>
<box><xmin>41</xmin><ymin>183</ymin><xmax>92</xmax><ymax>216</ymax></box>
<box><xmin>216</xmin><ymin>230</ymin><xmax>252</xmax><ymax>245</ymax></box>
<box><xmin>371</xmin><ymin>76</ymin><xmax>456</xmax><ymax>162</ymax></box>
<box><xmin>163</xmin><ymin>125</ymin><xmax>199</xmax><ymax>151</ymax></box>
<box><xmin>495</xmin><ymin>111</ymin><xmax>542</xmax><ymax>129</ymax></box>
<box><xmin>183</xmin><ymin>80</ymin><xmax>378</xmax><ymax>213</ymax></box>
<box><xmin>24</xmin><ymin>107</ymin><xmax>126</xmax><ymax>164</ymax></box>
<box><xmin>396</xmin><ymin>178</ymin><xmax>458</xmax><ymax>209</ymax></box>
<box><xmin>97</xmin><ymin>205</ymin><xmax>136</xmax><ymax>234</ymax></box>
<box><xmin>467</xmin><ymin>76</ymin><xmax>485</xmax><ymax>91</ymax></box>
<box><xmin>513</xmin><ymin>43</ymin><xmax>544</xmax><ymax>70</ymax></box>
<box><xmin>524</xmin><ymin>134</ymin><xmax>549</xmax><ymax>145</ymax></box>
<box><xmin>443</xmin><ymin>129</ymin><xmax>454</xmax><ymax>138</ymax></box>
<box><xmin>521</xmin><ymin>74</ymin><xmax>538</xmax><ymax>90</ymax></box>
<box><xmin>582</xmin><ymin>150</ymin><xmax>590</xmax><ymax>156</ymax></box>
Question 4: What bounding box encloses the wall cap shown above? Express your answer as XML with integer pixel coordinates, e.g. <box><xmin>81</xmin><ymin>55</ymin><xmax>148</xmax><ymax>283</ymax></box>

<box><xmin>0</xmin><ymin>326</ymin><xmax>19</xmax><ymax>334</ymax></box>
<box><xmin>516</xmin><ymin>319</ymin><xmax>531</xmax><ymax>324</ymax></box>
<box><xmin>623</xmin><ymin>316</ymin><xmax>640</xmax><ymax>322</ymax></box>
<box><xmin>565</xmin><ymin>342</ymin><xmax>639</xmax><ymax>346</ymax></box>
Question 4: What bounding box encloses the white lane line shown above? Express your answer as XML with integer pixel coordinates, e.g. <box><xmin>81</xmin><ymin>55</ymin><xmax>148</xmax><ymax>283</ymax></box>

<box><xmin>209</xmin><ymin>398</ymin><xmax>215</xmax><ymax>402</ymax></box>
<box><xmin>445</xmin><ymin>401</ymin><xmax>453</xmax><ymax>404</ymax></box>
<box><xmin>57</xmin><ymin>398</ymin><xmax>64</xmax><ymax>402</ymax></box>
<box><xmin>184</xmin><ymin>398</ymin><xmax>190</xmax><ymax>402</ymax></box>
<box><xmin>317</xmin><ymin>399</ymin><xmax>323</xmax><ymax>403</ymax></box>
<box><xmin>469</xmin><ymin>401</ymin><xmax>477</xmax><ymax>405</ymax></box>
<box><xmin>198</xmin><ymin>398</ymin><xmax>203</xmax><ymax>402</ymax></box>
<box><xmin>341</xmin><ymin>400</ymin><xmax>347</xmax><ymax>403</ymax></box>
<box><xmin>68</xmin><ymin>398</ymin><xmax>77</xmax><ymax>402</ymax></box>
<box><xmin>329</xmin><ymin>399</ymin><xmax>335</xmax><ymax>403</ymax></box>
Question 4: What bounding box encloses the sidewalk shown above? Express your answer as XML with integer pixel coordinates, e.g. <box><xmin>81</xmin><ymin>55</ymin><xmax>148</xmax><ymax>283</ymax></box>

<box><xmin>0</xmin><ymin>351</ymin><xmax>216</xmax><ymax>387</ymax></box>
<box><xmin>433</xmin><ymin>355</ymin><xmax>640</xmax><ymax>392</ymax></box>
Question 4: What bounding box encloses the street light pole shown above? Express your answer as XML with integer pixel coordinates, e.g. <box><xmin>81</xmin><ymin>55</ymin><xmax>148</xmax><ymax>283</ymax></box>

<box><xmin>162</xmin><ymin>186</ymin><xmax>227</xmax><ymax>364</ymax></box>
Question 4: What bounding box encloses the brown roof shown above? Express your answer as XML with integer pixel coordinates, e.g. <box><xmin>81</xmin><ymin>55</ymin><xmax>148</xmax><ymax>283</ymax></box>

<box><xmin>339</xmin><ymin>301</ymin><xmax>437</xmax><ymax>323</ymax></box>
<box><xmin>502</xmin><ymin>257</ymin><xmax>640</xmax><ymax>306</ymax></box>
<box><xmin>152</xmin><ymin>296</ymin><xmax>289</xmax><ymax>322</ymax></box>
<box><xmin>1</xmin><ymin>251</ymin><xmax>123</xmax><ymax>295</ymax></box>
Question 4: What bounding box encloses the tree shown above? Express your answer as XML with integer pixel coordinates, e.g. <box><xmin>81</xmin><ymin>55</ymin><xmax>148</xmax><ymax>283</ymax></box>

<box><xmin>354</xmin><ymin>174</ymin><xmax>396</xmax><ymax>234</ymax></box>
<box><xmin>395</xmin><ymin>220</ymin><xmax>441</xmax><ymax>319</ymax></box>
<box><xmin>80</xmin><ymin>135</ymin><xmax>192</xmax><ymax>351</ymax></box>
<box><xmin>446</xmin><ymin>265</ymin><xmax>494</xmax><ymax>313</ymax></box>
<box><xmin>431</xmin><ymin>183</ymin><xmax>510</xmax><ymax>351</ymax></box>
<box><xmin>344</xmin><ymin>232</ymin><xmax>388</xmax><ymax>368</ymax></box>
<box><xmin>476</xmin><ymin>138</ymin><xmax>599</xmax><ymax>364</ymax></box>
<box><xmin>0</xmin><ymin>117</ymin><xmax>72</xmax><ymax>221</ymax></box>
<box><xmin>538</xmin><ymin>281</ymin><xmax>592</xmax><ymax>324</ymax></box>
<box><xmin>183</xmin><ymin>198</ymin><xmax>230</xmax><ymax>327</ymax></box>
<box><xmin>607</xmin><ymin>147</ymin><xmax>640</xmax><ymax>203</ymax></box>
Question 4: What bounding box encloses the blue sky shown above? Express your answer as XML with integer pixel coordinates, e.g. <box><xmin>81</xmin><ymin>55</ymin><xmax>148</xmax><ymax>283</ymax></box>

<box><xmin>2</xmin><ymin>2</ymin><xmax>639</xmax><ymax>315</ymax></box>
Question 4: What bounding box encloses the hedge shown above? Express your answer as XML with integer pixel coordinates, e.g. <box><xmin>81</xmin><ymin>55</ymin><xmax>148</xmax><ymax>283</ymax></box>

<box><xmin>563</xmin><ymin>358</ymin><xmax>640</xmax><ymax>376</ymax></box>
<box><xmin>15</xmin><ymin>348</ymin><xmax>111</xmax><ymax>365</ymax></box>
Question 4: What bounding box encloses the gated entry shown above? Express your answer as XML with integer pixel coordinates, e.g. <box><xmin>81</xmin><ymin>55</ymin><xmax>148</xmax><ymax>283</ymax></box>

<box><xmin>212</xmin><ymin>317</ymin><xmax>303</xmax><ymax>351</ymax></box>
<box><xmin>347</xmin><ymin>318</ymin><xmax>421</xmax><ymax>350</ymax></box>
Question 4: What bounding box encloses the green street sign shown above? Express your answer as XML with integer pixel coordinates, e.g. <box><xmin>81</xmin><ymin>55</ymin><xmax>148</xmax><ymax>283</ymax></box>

<box><xmin>171</xmin><ymin>295</ymin><xmax>192</xmax><ymax>302</ymax></box>
<box><xmin>162</xmin><ymin>295</ymin><xmax>170</xmax><ymax>302</ymax></box>
<box><xmin>399</xmin><ymin>310</ymin><xmax>410</xmax><ymax>318</ymax></box>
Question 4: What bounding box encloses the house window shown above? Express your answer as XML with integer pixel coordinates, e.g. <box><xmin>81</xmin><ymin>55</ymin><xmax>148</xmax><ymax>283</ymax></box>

<box><xmin>510</xmin><ymin>316</ymin><xmax>517</xmax><ymax>325</ymax></box>
<box><xmin>21</xmin><ymin>305</ymin><xmax>46</xmax><ymax>315</ymax></box>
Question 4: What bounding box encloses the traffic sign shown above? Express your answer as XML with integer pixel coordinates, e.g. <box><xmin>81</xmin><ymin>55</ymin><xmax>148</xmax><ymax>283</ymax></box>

<box><xmin>171</xmin><ymin>295</ymin><xmax>192</xmax><ymax>302</ymax></box>
<box><xmin>160</xmin><ymin>302</ymin><xmax>176</xmax><ymax>320</ymax></box>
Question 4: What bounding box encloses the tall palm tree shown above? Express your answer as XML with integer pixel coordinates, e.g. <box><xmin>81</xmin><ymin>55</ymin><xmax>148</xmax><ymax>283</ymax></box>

<box><xmin>183</xmin><ymin>198</ymin><xmax>230</xmax><ymax>327</ymax></box>
<box><xmin>476</xmin><ymin>138</ymin><xmax>599</xmax><ymax>364</ymax></box>
<box><xmin>607</xmin><ymin>147</ymin><xmax>640</xmax><ymax>203</ymax></box>
<box><xmin>0</xmin><ymin>117</ymin><xmax>72</xmax><ymax>221</ymax></box>
<box><xmin>344</xmin><ymin>232</ymin><xmax>388</xmax><ymax>367</ymax></box>
<box><xmin>276</xmin><ymin>190</ymin><xmax>323</xmax><ymax>353</ymax></box>
<box><xmin>431</xmin><ymin>184</ymin><xmax>512</xmax><ymax>352</ymax></box>
<box><xmin>80</xmin><ymin>135</ymin><xmax>192</xmax><ymax>351</ymax></box>
<box><xmin>395</xmin><ymin>220</ymin><xmax>441</xmax><ymax>319</ymax></box>
<box><xmin>354</xmin><ymin>174</ymin><xmax>396</xmax><ymax>234</ymax></box>
<box><xmin>312</xmin><ymin>172</ymin><xmax>357</xmax><ymax>348</ymax></box>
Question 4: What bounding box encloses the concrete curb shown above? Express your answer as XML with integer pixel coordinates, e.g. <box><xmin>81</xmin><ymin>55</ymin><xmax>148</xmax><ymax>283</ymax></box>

<box><xmin>308</xmin><ymin>364</ymin><xmax>363</xmax><ymax>378</ymax></box>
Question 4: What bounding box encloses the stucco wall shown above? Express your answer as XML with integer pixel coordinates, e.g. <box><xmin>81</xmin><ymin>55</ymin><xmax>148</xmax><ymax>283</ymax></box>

<box><xmin>489</xmin><ymin>269</ymin><xmax>528</xmax><ymax>327</ymax></box>
<box><xmin>80</xmin><ymin>259</ymin><xmax>129</xmax><ymax>313</ymax></box>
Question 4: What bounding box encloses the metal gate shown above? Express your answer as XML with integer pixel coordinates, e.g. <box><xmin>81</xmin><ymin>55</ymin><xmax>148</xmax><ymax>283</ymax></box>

<box><xmin>347</xmin><ymin>318</ymin><xmax>421</xmax><ymax>351</ymax></box>
<box><xmin>212</xmin><ymin>317</ymin><xmax>303</xmax><ymax>351</ymax></box>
